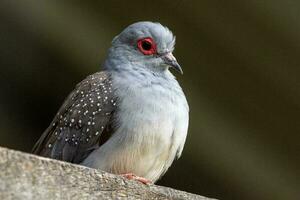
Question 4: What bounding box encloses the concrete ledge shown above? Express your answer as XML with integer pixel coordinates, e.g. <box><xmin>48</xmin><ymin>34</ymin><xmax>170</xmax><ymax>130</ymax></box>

<box><xmin>0</xmin><ymin>147</ymin><xmax>215</xmax><ymax>200</ymax></box>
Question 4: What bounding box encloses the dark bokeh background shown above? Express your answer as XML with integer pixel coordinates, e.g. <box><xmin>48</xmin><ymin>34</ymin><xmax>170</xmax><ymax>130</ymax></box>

<box><xmin>0</xmin><ymin>1</ymin><xmax>299</xmax><ymax>199</ymax></box>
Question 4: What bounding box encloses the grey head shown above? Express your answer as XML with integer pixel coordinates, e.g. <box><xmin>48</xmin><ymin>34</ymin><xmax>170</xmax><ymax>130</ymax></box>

<box><xmin>104</xmin><ymin>21</ymin><xmax>182</xmax><ymax>74</ymax></box>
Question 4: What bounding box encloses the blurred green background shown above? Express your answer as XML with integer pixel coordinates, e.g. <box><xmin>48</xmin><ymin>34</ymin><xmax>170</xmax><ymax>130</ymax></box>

<box><xmin>0</xmin><ymin>1</ymin><xmax>299</xmax><ymax>199</ymax></box>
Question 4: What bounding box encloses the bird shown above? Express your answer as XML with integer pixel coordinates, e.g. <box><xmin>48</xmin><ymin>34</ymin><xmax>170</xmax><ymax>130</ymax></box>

<box><xmin>32</xmin><ymin>21</ymin><xmax>189</xmax><ymax>184</ymax></box>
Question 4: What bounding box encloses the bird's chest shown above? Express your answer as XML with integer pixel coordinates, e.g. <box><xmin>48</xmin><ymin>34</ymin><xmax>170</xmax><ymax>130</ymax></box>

<box><xmin>117</xmin><ymin>84</ymin><xmax>180</xmax><ymax>144</ymax></box>
<box><xmin>113</xmin><ymin>85</ymin><xmax>183</xmax><ymax>178</ymax></box>
<box><xmin>83</xmin><ymin>74</ymin><xmax>188</xmax><ymax>181</ymax></box>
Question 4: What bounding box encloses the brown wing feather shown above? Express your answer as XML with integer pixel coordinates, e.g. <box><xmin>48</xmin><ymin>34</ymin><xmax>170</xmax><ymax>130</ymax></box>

<box><xmin>32</xmin><ymin>71</ymin><xmax>117</xmax><ymax>164</ymax></box>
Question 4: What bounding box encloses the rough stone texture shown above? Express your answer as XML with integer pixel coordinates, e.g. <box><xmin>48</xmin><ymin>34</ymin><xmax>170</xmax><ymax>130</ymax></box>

<box><xmin>0</xmin><ymin>147</ymin><xmax>215</xmax><ymax>200</ymax></box>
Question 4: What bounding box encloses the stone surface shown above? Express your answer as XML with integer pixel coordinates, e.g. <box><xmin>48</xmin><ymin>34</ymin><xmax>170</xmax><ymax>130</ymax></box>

<box><xmin>0</xmin><ymin>147</ymin><xmax>215</xmax><ymax>200</ymax></box>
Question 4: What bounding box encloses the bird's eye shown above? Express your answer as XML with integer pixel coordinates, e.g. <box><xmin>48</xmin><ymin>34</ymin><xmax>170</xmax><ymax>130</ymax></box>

<box><xmin>137</xmin><ymin>37</ymin><xmax>157</xmax><ymax>55</ymax></box>
<box><xmin>142</xmin><ymin>41</ymin><xmax>152</xmax><ymax>50</ymax></box>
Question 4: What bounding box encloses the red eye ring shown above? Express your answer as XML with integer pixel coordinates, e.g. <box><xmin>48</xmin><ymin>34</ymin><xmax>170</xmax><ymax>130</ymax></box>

<box><xmin>137</xmin><ymin>37</ymin><xmax>157</xmax><ymax>55</ymax></box>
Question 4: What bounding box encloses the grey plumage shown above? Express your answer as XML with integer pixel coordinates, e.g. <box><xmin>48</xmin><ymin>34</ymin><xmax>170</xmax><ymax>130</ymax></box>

<box><xmin>33</xmin><ymin>21</ymin><xmax>189</xmax><ymax>182</ymax></box>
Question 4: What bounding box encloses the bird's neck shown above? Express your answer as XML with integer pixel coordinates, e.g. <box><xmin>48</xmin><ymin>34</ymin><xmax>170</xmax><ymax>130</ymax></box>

<box><xmin>103</xmin><ymin>49</ymin><xmax>173</xmax><ymax>82</ymax></box>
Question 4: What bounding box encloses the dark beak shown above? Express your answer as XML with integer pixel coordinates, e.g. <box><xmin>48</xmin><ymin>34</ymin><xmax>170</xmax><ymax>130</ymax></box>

<box><xmin>162</xmin><ymin>52</ymin><xmax>183</xmax><ymax>74</ymax></box>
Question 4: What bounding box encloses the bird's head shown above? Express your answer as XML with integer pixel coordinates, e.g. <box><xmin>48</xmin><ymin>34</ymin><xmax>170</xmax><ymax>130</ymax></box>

<box><xmin>105</xmin><ymin>21</ymin><xmax>183</xmax><ymax>74</ymax></box>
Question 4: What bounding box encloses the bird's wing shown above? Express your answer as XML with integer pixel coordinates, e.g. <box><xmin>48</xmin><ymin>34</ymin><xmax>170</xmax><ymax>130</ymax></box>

<box><xmin>32</xmin><ymin>71</ymin><xmax>117</xmax><ymax>163</ymax></box>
